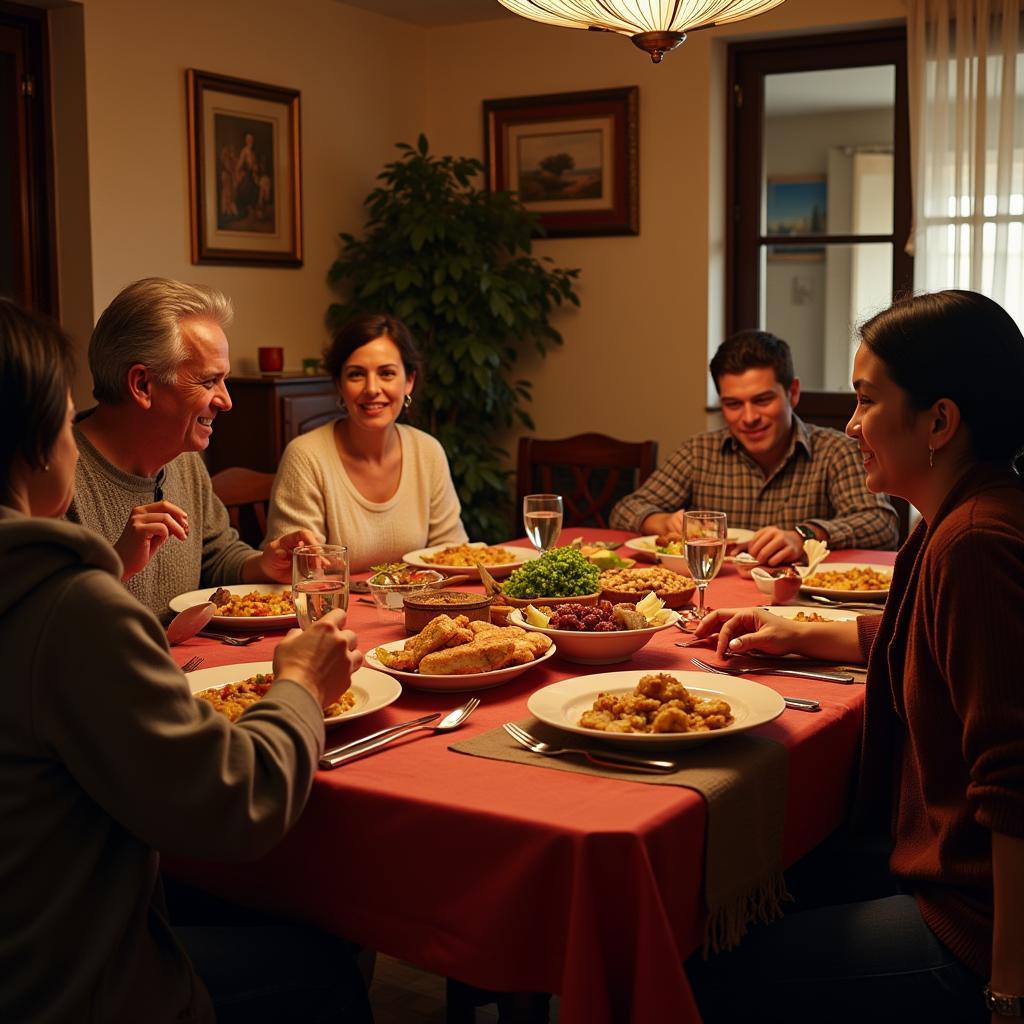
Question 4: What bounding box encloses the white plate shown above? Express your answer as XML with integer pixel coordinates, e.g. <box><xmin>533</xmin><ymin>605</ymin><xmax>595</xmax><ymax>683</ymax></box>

<box><xmin>625</xmin><ymin>529</ymin><xmax>756</xmax><ymax>563</ymax></box>
<box><xmin>402</xmin><ymin>541</ymin><xmax>540</xmax><ymax>579</ymax></box>
<box><xmin>186</xmin><ymin>661</ymin><xmax>401</xmax><ymax>726</ymax></box>
<box><xmin>366</xmin><ymin>637</ymin><xmax>557</xmax><ymax>692</ymax></box>
<box><xmin>509</xmin><ymin>608</ymin><xmax>680</xmax><ymax>665</ymax></box>
<box><xmin>169</xmin><ymin>584</ymin><xmax>296</xmax><ymax>631</ymax></box>
<box><xmin>800</xmin><ymin>562</ymin><xmax>892</xmax><ymax>601</ymax></box>
<box><xmin>527</xmin><ymin>670</ymin><xmax>785</xmax><ymax>749</ymax></box>
<box><xmin>761</xmin><ymin>605</ymin><xmax>860</xmax><ymax>622</ymax></box>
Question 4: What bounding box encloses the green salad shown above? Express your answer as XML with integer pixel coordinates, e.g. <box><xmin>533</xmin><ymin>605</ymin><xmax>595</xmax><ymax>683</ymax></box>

<box><xmin>502</xmin><ymin>547</ymin><xmax>601</xmax><ymax>599</ymax></box>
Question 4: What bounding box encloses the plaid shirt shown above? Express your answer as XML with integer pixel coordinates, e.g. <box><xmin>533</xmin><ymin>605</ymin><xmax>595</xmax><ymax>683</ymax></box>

<box><xmin>609</xmin><ymin>416</ymin><xmax>899</xmax><ymax>550</ymax></box>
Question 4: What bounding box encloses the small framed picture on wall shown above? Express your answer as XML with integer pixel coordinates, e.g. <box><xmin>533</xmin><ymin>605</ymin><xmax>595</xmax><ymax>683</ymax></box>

<box><xmin>186</xmin><ymin>69</ymin><xmax>303</xmax><ymax>266</ymax></box>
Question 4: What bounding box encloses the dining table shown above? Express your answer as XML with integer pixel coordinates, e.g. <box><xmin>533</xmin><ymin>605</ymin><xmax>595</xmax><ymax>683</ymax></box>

<box><xmin>166</xmin><ymin>530</ymin><xmax>896</xmax><ymax>1024</ymax></box>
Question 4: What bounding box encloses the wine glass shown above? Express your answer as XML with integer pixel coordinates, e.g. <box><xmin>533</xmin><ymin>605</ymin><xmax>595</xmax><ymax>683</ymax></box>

<box><xmin>523</xmin><ymin>494</ymin><xmax>564</xmax><ymax>554</ymax></box>
<box><xmin>684</xmin><ymin>511</ymin><xmax>728</xmax><ymax>621</ymax></box>
<box><xmin>292</xmin><ymin>544</ymin><xmax>349</xmax><ymax>630</ymax></box>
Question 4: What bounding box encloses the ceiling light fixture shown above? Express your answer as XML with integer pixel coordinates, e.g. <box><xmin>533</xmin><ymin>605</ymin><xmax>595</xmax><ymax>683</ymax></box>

<box><xmin>496</xmin><ymin>0</ymin><xmax>787</xmax><ymax>63</ymax></box>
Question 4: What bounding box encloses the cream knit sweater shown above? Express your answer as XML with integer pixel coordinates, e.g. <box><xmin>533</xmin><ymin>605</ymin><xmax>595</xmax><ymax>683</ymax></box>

<box><xmin>265</xmin><ymin>422</ymin><xmax>467</xmax><ymax>572</ymax></box>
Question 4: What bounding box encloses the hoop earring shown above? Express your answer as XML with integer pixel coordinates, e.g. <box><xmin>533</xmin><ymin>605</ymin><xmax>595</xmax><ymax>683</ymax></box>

<box><xmin>403</xmin><ymin>394</ymin><xmax>413</xmax><ymax>410</ymax></box>
<box><xmin>928</xmin><ymin>446</ymin><xmax>935</xmax><ymax>469</ymax></box>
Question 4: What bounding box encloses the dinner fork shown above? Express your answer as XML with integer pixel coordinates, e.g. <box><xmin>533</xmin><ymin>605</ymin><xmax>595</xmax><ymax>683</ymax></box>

<box><xmin>319</xmin><ymin>697</ymin><xmax>480</xmax><ymax>768</ymax></box>
<box><xmin>180</xmin><ymin>656</ymin><xmax>205</xmax><ymax>673</ymax></box>
<box><xmin>198</xmin><ymin>630</ymin><xmax>264</xmax><ymax>646</ymax></box>
<box><xmin>690</xmin><ymin>654</ymin><xmax>852</xmax><ymax>685</ymax></box>
<box><xmin>502</xmin><ymin>722</ymin><xmax>678</xmax><ymax>773</ymax></box>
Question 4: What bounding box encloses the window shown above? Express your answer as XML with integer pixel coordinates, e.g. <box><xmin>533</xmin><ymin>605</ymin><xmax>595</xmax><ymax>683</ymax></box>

<box><xmin>727</xmin><ymin>27</ymin><xmax>912</xmax><ymax>394</ymax></box>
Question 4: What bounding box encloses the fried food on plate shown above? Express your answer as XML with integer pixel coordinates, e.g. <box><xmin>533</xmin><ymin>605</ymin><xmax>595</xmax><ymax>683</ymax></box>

<box><xmin>375</xmin><ymin>614</ymin><xmax>553</xmax><ymax>676</ymax></box>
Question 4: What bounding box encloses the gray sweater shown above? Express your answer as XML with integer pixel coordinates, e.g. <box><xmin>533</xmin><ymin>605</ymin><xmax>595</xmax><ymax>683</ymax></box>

<box><xmin>67</xmin><ymin>422</ymin><xmax>254</xmax><ymax>618</ymax></box>
<box><xmin>0</xmin><ymin>509</ymin><xmax>324</xmax><ymax>1022</ymax></box>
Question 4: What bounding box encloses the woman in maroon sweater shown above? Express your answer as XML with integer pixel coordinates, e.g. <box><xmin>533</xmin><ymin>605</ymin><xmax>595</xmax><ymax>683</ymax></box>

<box><xmin>693</xmin><ymin>290</ymin><xmax>1024</xmax><ymax>1023</ymax></box>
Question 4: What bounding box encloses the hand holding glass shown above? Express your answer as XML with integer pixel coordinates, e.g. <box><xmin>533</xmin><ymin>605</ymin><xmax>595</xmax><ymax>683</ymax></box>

<box><xmin>292</xmin><ymin>544</ymin><xmax>349</xmax><ymax>630</ymax></box>
<box><xmin>523</xmin><ymin>494</ymin><xmax>564</xmax><ymax>553</ymax></box>
<box><xmin>684</xmin><ymin>511</ymin><xmax>728</xmax><ymax>620</ymax></box>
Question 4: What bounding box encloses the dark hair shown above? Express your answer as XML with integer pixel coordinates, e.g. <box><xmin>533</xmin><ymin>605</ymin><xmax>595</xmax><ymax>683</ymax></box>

<box><xmin>709</xmin><ymin>330</ymin><xmax>794</xmax><ymax>392</ymax></box>
<box><xmin>0</xmin><ymin>300</ymin><xmax>76</xmax><ymax>501</ymax></box>
<box><xmin>323</xmin><ymin>313</ymin><xmax>421</xmax><ymax>382</ymax></box>
<box><xmin>859</xmin><ymin>290</ymin><xmax>1024</xmax><ymax>470</ymax></box>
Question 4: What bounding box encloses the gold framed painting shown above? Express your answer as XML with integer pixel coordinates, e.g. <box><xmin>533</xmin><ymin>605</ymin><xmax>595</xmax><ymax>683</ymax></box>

<box><xmin>186</xmin><ymin>69</ymin><xmax>303</xmax><ymax>267</ymax></box>
<box><xmin>484</xmin><ymin>87</ymin><xmax>639</xmax><ymax>238</ymax></box>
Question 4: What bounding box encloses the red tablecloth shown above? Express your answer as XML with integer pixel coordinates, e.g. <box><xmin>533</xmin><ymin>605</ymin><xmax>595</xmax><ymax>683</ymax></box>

<box><xmin>167</xmin><ymin>532</ymin><xmax>895</xmax><ymax>1024</ymax></box>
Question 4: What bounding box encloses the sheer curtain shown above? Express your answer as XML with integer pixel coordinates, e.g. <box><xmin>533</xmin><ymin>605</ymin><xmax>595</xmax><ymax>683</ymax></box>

<box><xmin>907</xmin><ymin>0</ymin><xmax>1024</xmax><ymax>326</ymax></box>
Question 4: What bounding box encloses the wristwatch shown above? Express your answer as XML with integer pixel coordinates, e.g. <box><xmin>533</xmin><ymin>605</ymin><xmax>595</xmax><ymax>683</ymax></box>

<box><xmin>984</xmin><ymin>986</ymin><xmax>1024</xmax><ymax>1016</ymax></box>
<box><xmin>794</xmin><ymin>523</ymin><xmax>817</xmax><ymax>542</ymax></box>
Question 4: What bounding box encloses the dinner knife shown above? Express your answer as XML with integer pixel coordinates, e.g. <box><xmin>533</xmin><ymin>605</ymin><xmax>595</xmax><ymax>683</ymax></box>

<box><xmin>320</xmin><ymin>712</ymin><xmax>441</xmax><ymax>762</ymax></box>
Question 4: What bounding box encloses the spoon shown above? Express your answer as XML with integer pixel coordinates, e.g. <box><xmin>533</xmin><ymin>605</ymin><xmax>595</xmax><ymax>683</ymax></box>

<box><xmin>166</xmin><ymin>602</ymin><xmax>215</xmax><ymax>645</ymax></box>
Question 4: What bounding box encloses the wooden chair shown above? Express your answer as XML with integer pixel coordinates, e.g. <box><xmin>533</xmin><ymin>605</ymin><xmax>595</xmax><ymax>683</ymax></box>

<box><xmin>798</xmin><ymin>391</ymin><xmax>911</xmax><ymax>545</ymax></box>
<box><xmin>516</xmin><ymin>433</ymin><xmax>658</xmax><ymax>529</ymax></box>
<box><xmin>211</xmin><ymin>467</ymin><xmax>276</xmax><ymax>548</ymax></box>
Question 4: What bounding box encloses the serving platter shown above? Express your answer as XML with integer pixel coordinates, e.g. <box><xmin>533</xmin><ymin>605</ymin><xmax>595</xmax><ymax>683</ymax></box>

<box><xmin>169</xmin><ymin>583</ymin><xmax>296</xmax><ymax>631</ymax></box>
<box><xmin>799</xmin><ymin>562</ymin><xmax>892</xmax><ymax>601</ymax></box>
<box><xmin>366</xmin><ymin>638</ymin><xmax>556</xmax><ymax>693</ymax></box>
<box><xmin>527</xmin><ymin>670</ymin><xmax>785</xmax><ymax>749</ymax></box>
<box><xmin>402</xmin><ymin>541</ymin><xmax>539</xmax><ymax>579</ymax></box>
<box><xmin>186</xmin><ymin>661</ymin><xmax>401</xmax><ymax>726</ymax></box>
<box><xmin>761</xmin><ymin>605</ymin><xmax>860</xmax><ymax>622</ymax></box>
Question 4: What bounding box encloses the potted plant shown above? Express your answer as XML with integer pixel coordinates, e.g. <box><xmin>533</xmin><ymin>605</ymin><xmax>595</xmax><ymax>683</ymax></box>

<box><xmin>327</xmin><ymin>135</ymin><xmax>580</xmax><ymax>542</ymax></box>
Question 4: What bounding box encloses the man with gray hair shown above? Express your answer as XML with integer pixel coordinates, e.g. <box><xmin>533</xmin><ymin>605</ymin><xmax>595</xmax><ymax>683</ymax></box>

<box><xmin>68</xmin><ymin>277</ymin><xmax>315</xmax><ymax>618</ymax></box>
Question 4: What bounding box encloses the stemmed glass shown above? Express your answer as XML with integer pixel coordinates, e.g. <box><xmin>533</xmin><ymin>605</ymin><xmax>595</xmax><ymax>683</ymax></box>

<box><xmin>523</xmin><ymin>494</ymin><xmax>564</xmax><ymax>554</ymax></box>
<box><xmin>292</xmin><ymin>544</ymin><xmax>349</xmax><ymax>630</ymax></box>
<box><xmin>684</xmin><ymin>511</ymin><xmax>728</xmax><ymax>621</ymax></box>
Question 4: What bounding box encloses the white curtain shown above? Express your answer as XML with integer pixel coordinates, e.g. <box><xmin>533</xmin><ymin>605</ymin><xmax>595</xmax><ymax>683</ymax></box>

<box><xmin>907</xmin><ymin>0</ymin><xmax>1024</xmax><ymax>326</ymax></box>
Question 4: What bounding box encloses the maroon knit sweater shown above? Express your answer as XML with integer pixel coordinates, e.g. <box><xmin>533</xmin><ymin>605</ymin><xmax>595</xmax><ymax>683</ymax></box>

<box><xmin>853</xmin><ymin>464</ymin><xmax>1024</xmax><ymax>977</ymax></box>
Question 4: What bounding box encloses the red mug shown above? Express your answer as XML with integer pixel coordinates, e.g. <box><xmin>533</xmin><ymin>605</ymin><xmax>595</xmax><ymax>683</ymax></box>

<box><xmin>258</xmin><ymin>346</ymin><xmax>284</xmax><ymax>373</ymax></box>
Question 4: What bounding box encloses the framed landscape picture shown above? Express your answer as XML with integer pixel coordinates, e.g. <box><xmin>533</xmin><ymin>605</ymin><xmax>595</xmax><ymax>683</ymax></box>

<box><xmin>484</xmin><ymin>87</ymin><xmax>639</xmax><ymax>238</ymax></box>
<box><xmin>186</xmin><ymin>69</ymin><xmax>303</xmax><ymax>266</ymax></box>
<box><xmin>766</xmin><ymin>175</ymin><xmax>827</xmax><ymax>261</ymax></box>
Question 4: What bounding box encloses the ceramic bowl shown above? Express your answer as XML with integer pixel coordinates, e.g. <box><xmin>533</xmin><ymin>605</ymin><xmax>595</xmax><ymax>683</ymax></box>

<box><xmin>502</xmin><ymin>592</ymin><xmax>601</xmax><ymax>609</ymax></box>
<box><xmin>508</xmin><ymin>608</ymin><xmax>680</xmax><ymax>665</ymax></box>
<box><xmin>402</xmin><ymin>590</ymin><xmax>492</xmax><ymax>634</ymax></box>
<box><xmin>598</xmin><ymin>567</ymin><xmax>696</xmax><ymax>609</ymax></box>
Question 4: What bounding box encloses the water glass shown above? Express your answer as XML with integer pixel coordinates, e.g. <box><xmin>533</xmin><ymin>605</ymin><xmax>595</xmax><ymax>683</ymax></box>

<box><xmin>684</xmin><ymin>511</ymin><xmax>728</xmax><ymax>620</ymax></box>
<box><xmin>292</xmin><ymin>544</ymin><xmax>349</xmax><ymax>630</ymax></box>
<box><xmin>523</xmin><ymin>494</ymin><xmax>564</xmax><ymax>553</ymax></box>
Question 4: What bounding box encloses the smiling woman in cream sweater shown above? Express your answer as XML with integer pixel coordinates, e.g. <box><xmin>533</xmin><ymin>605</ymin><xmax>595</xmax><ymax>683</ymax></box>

<box><xmin>265</xmin><ymin>314</ymin><xmax>467</xmax><ymax>571</ymax></box>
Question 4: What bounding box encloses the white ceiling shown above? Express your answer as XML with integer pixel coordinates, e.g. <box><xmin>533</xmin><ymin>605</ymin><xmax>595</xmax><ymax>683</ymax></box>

<box><xmin>335</xmin><ymin>0</ymin><xmax>510</xmax><ymax>27</ymax></box>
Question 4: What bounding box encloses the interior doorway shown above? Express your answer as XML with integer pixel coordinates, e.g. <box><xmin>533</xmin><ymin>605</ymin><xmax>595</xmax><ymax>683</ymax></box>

<box><xmin>0</xmin><ymin>1</ymin><xmax>57</xmax><ymax>314</ymax></box>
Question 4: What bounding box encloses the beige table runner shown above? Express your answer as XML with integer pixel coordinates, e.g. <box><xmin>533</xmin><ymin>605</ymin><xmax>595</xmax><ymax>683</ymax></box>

<box><xmin>451</xmin><ymin>718</ymin><xmax>789</xmax><ymax>953</ymax></box>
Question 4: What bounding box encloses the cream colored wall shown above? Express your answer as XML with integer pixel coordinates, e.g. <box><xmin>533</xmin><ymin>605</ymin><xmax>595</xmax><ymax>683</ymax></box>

<box><xmin>75</xmin><ymin>0</ymin><xmax>427</xmax><ymax>404</ymax></box>
<box><xmin>422</xmin><ymin>0</ymin><xmax>906</xmax><ymax>464</ymax></box>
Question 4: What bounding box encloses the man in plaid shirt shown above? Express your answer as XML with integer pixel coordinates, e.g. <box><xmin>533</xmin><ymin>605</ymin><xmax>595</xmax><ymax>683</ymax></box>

<box><xmin>610</xmin><ymin>331</ymin><xmax>898</xmax><ymax>563</ymax></box>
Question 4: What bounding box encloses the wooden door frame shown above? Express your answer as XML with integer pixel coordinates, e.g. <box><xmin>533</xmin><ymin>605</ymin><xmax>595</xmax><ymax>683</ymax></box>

<box><xmin>0</xmin><ymin>0</ymin><xmax>57</xmax><ymax>314</ymax></box>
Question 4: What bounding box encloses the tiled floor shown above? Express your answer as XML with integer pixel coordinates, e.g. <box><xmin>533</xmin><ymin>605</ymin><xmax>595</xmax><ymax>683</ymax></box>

<box><xmin>369</xmin><ymin>956</ymin><xmax>561</xmax><ymax>1023</ymax></box>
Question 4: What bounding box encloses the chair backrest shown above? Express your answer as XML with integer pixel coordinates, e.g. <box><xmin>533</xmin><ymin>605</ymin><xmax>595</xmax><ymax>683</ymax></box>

<box><xmin>211</xmin><ymin>467</ymin><xmax>276</xmax><ymax>548</ymax></box>
<box><xmin>797</xmin><ymin>391</ymin><xmax>911</xmax><ymax>545</ymax></box>
<box><xmin>516</xmin><ymin>433</ymin><xmax>658</xmax><ymax>529</ymax></box>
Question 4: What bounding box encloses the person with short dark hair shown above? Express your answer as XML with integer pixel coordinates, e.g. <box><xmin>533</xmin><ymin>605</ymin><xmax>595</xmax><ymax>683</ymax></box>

<box><xmin>0</xmin><ymin>299</ymin><xmax>371</xmax><ymax>1023</ymax></box>
<box><xmin>610</xmin><ymin>329</ymin><xmax>898</xmax><ymax>560</ymax></box>
<box><xmin>265</xmin><ymin>312</ymin><xmax>467</xmax><ymax>571</ymax></box>
<box><xmin>67</xmin><ymin>277</ymin><xmax>317</xmax><ymax>618</ymax></box>
<box><xmin>691</xmin><ymin>290</ymin><xmax>1024</xmax><ymax>1023</ymax></box>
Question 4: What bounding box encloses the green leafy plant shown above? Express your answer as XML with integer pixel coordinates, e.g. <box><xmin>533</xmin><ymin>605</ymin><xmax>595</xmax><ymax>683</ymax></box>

<box><xmin>327</xmin><ymin>135</ymin><xmax>580</xmax><ymax>541</ymax></box>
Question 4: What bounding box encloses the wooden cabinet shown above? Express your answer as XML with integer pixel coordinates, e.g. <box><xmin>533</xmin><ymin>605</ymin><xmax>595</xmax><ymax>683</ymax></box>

<box><xmin>206</xmin><ymin>373</ymin><xmax>338</xmax><ymax>474</ymax></box>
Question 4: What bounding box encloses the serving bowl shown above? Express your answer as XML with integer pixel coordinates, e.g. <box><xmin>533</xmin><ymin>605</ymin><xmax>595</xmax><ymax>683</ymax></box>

<box><xmin>509</xmin><ymin>608</ymin><xmax>680</xmax><ymax>665</ymax></box>
<box><xmin>502</xmin><ymin>591</ymin><xmax>601</xmax><ymax>610</ymax></box>
<box><xmin>367</xmin><ymin>569</ymin><xmax>446</xmax><ymax>618</ymax></box>
<box><xmin>402</xmin><ymin>590</ymin><xmax>492</xmax><ymax>634</ymax></box>
<box><xmin>598</xmin><ymin>567</ymin><xmax>696</xmax><ymax>609</ymax></box>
